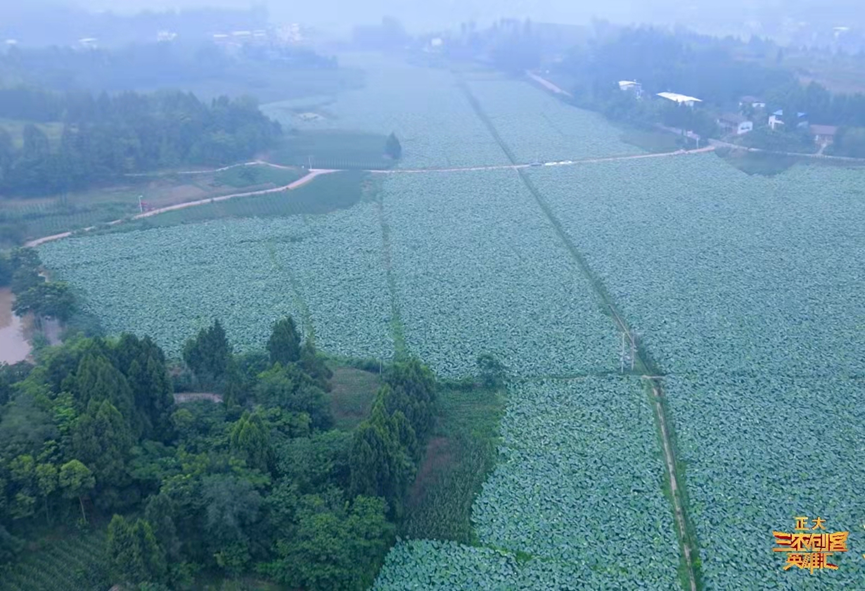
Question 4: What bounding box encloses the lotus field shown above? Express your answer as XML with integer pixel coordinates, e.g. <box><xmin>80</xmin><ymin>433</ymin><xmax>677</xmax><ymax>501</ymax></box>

<box><xmin>465</xmin><ymin>78</ymin><xmax>642</xmax><ymax>163</ymax></box>
<box><xmin>39</xmin><ymin>205</ymin><xmax>394</xmax><ymax>360</ymax></box>
<box><xmin>32</xmin><ymin>59</ymin><xmax>865</xmax><ymax>590</ymax></box>
<box><xmin>382</xmin><ymin>170</ymin><xmax>619</xmax><ymax>378</ymax></box>
<box><xmin>472</xmin><ymin>378</ymin><xmax>679</xmax><ymax>587</ymax></box>
<box><xmin>527</xmin><ymin>155</ymin><xmax>865</xmax><ymax>587</ymax></box>
<box><xmin>262</xmin><ymin>55</ymin><xmax>510</xmax><ymax>170</ymax></box>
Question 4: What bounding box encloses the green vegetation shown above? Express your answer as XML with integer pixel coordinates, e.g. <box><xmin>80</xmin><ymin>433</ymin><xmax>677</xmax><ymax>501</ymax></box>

<box><xmin>213</xmin><ymin>165</ymin><xmax>304</xmax><ymax>189</ymax></box>
<box><xmin>38</xmin><ymin>185</ymin><xmax>393</xmax><ymax>361</ymax></box>
<box><xmin>0</xmin><ymin>526</ymin><xmax>109</xmax><ymax>591</ymax></box>
<box><xmin>0</xmin><ymin>315</ymin><xmax>448</xmax><ymax>590</ymax></box>
<box><xmin>268</xmin><ymin>130</ymin><xmax>396</xmax><ymax>170</ymax></box>
<box><xmin>401</xmin><ymin>381</ymin><xmax>505</xmax><ymax>543</ymax></box>
<box><xmin>0</xmin><ymin>89</ymin><xmax>281</xmax><ymax>197</ymax></box>
<box><xmin>328</xmin><ymin>367</ymin><xmax>382</xmax><ymax>432</ymax></box>
<box><xmin>118</xmin><ymin>171</ymin><xmax>370</xmax><ymax>230</ymax></box>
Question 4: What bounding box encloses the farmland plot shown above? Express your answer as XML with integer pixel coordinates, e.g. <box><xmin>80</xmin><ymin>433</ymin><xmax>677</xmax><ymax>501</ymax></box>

<box><xmin>471</xmin><ymin>378</ymin><xmax>679</xmax><ymax>588</ymax></box>
<box><xmin>665</xmin><ymin>375</ymin><xmax>865</xmax><ymax>589</ymax></box>
<box><xmin>466</xmin><ymin>78</ymin><xmax>643</xmax><ymax>163</ymax></box>
<box><xmin>262</xmin><ymin>55</ymin><xmax>509</xmax><ymax>169</ymax></box>
<box><xmin>38</xmin><ymin>206</ymin><xmax>393</xmax><ymax>359</ymax></box>
<box><xmin>527</xmin><ymin>155</ymin><xmax>865</xmax><ymax>376</ymax></box>
<box><xmin>382</xmin><ymin>170</ymin><xmax>619</xmax><ymax>379</ymax></box>
<box><xmin>374</xmin><ymin>539</ymin><xmax>612</xmax><ymax>590</ymax></box>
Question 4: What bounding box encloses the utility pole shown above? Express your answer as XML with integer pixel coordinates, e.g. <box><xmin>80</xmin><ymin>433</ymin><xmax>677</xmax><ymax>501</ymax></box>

<box><xmin>138</xmin><ymin>195</ymin><xmax>144</xmax><ymax>213</ymax></box>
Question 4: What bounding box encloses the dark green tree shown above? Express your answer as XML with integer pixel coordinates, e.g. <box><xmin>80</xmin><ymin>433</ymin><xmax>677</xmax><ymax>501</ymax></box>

<box><xmin>384</xmin><ymin>132</ymin><xmax>402</xmax><ymax>160</ymax></box>
<box><xmin>12</xmin><ymin>281</ymin><xmax>76</xmax><ymax>322</ymax></box>
<box><xmin>72</xmin><ymin>400</ymin><xmax>133</xmax><ymax>493</ymax></box>
<box><xmin>263</xmin><ymin>494</ymin><xmax>394</xmax><ymax>591</ymax></box>
<box><xmin>255</xmin><ymin>364</ymin><xmax>333</xmax><ymax>431</ymax></box>
<box><xmin>58</xmin><ymin>459</ymin><xmax>94</xmax><ymax>523</ymax></box>
<box><xmin>107</xmin><ymin>515</ymin><xmax>167</xmax><ymax>586</ymax></box>
<box><xmin>229</xmin><ymin>411</ymin><xmax>271</xmax><ymax>473</ymax></box>
<box><xmin>182</xmin><ymin>320</ymin><xmax>232</xmax><ymax>387</ymax></box>
<box><xmin>74</xmin><ymin>352</ymin><xmax>138</xmax><ymax>434</ymax></box>
<box><xmin>267</xmin><ymin>317</ymin><xmax>302</xmax><ymax>366</ymax></box>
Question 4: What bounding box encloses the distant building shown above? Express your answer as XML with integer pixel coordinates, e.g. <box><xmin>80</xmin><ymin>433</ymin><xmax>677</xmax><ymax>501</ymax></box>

<box><xmin>619</xmin><ymin>80</ymin><xmax>643</xmax><ymax>96</ymax></box>
<box><xmin>157</xmin><ymin>30</ymin><xmax>178</xmax><ymax>43</ymax></box>
<box><xmin>77</xmin><ymin>37</ymin><xmax>98</xmax><ymax>50</ymax></box>
<box><xmin>657</xmin><ymin>92</ymin><xmax>702</xmax><ymax>108</ymax></box>
<box><xmin>717</xmin><ymin>113</ymin><xmax>754</xmax><ymax>135</ymax></box>
<box><xmin>739</xmin><ymin>95</ymin><xmax>766</xmax><ymax>109</ymax></box>
<box><xmin>811</xmin><ymin>124</ymin><xmax>839</xmax><ymax>144</ymax></box>
<box><xmin>5</xmin><ymin>39</ymin><xmax>17</xmax><ymax>47</ymax></box>
<box><xmin>770</xmin><ymin>110</ymin><xmax>808</xmax><ymax>130</ymax></box>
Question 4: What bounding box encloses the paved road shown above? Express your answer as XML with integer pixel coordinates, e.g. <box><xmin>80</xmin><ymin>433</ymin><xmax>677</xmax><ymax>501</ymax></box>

<box><xmin>710</xmin><ymin>139</ymin><xmax>865</xmax><ymax>162</ymax></box>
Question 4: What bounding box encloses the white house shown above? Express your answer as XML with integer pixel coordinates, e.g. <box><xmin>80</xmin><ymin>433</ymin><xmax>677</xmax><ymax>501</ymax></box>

<box><xmin>717</xmin><ymin>113</ymin><xmax>754</xmax><ymax>135</ymax></box>
<box><xmin>739</xmin><ymin>95</ymin><xmax>766</xmax><ymax>110</ymax></box>
<box><xmin>619</xmin><ymin>80</ymin><xmax>643</xmax><ymax>96</ymax></box>
<box><xmin>657</xmin><ymin>92</ymin><xmax>702</xmax><ymax>108</ymax></box>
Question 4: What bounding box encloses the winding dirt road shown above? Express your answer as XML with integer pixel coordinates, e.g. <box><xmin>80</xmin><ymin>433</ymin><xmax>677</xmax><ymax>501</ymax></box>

<box><xmin>24</xmin><ymin>169</ymin><xmax>335</xmax><ymax>248</ymax></box>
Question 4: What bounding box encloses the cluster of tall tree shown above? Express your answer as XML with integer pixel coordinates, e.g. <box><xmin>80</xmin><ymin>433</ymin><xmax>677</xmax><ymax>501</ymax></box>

<box><xmin>0</xmin><ymin>88</ymin><xmax>281</xmax><ymax>196</ymax></box>
<box><xmin>0</xmin><ymin>314</ymin><xmax>438</xmax><ymax>590</ymax></box>
<box><xmin>1</xmin><ymin>248</ymin><xmax>76</xmax><ymax>323</ymax></box>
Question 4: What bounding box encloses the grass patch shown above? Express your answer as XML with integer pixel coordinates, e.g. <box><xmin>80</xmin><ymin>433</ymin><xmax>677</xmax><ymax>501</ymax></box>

<box><xmin>720</xmin><ymin>151</ymin><xmax>799</xmax><ymax>176</ymax></box>
<box><xmin>267</xmin><ymin>130</ymin><xmax>395</xmax><ymax>170</ymax></box>
<box><xmin>213</xmin><ymin>165</ymin><xmax>304</xmax><ymax>188</ymax></box>
<box><xmin>327</xmin><ymin>366</ymin><xmax>382</xmax><ymax>431</ymax></box>
<box><xmin>400</xmin><ymin>384</ymin><xmax>506</xmax><ymax>544</ymax></box>
<box><xmin>113</xmin><ymin>171</ymin><xmax>371</xmax><ymax>231</ymax></box>
<box><xmin>1</xmin><ymin>526</ymin><xmax>109</xmax><ymax>591</ymax></box>
<box><xmin>619</xmin><ymin>128</ymin><xmax>684</xmax><ymax>153</ymax></box>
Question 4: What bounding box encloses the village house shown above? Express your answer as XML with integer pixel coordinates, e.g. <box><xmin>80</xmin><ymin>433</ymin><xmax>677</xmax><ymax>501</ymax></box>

<box><xmin>810</xmin><ymin>124</ymin><xmax>839</xmax><ymax>145</ymax></box>
<box><xmin>739</xmin><ymin>95</ymin><xmax>766</xmax><ymax>110</ymax></box>
<box><xmin>618</xmin><ymin>80</ymin><xmax>643</xmax><ymax>97</ymax></box>
<box><xmin>769</xmin><ymin>110</ymin><xmax>809</xmax><ymax>131</ymax></box>
<box><xmin>717</xmin><ymin>113</ymin><xmax>754</xmax><ymax>135</ymax></box>
<box><xmin>657</xmin><ymin>92</ymin><xmax>702</xmax><ymax>108</ymax></box>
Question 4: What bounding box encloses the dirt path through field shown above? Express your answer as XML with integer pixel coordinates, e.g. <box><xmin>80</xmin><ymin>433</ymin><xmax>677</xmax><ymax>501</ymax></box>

<box><xmin>25</xmin><ymin>169</ymin><xmax>336</xmax><ymax>248</ymax></box>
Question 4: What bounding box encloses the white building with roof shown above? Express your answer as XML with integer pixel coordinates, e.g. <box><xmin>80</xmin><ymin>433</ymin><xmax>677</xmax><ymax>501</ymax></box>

<box><xmin>657</xmin><ymin>92</ymin><xmax>702</xmax><ymax>108</ymax></box>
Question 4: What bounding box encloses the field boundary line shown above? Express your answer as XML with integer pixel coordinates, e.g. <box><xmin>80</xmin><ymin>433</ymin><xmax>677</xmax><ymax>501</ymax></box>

<box><xmin>374</xmin><ymin>189</ymin><xmax>408</xmax><ymax>360</ymax></box>
<box><xmin>265</xmin><ymin>241</ymin><xmax>316</xmax><ymax>345</ymax></box>
<box><xmin>457</xmin><ymin>75</ymin><xmax>701</xmax><ymax>591</ymax></box>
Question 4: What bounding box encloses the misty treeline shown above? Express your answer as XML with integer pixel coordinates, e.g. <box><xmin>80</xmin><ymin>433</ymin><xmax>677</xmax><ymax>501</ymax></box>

<box><xmin>0</xmin><ymin>88</ymin><xmax>281</xmax><ymax>196</ymax></box>
<box><xmin>0</xmin><ymin>42</ymin><xmax>334</xmax><ymax>94</ymax></box>
<box><xmin>0</xmin><ymin>311</ymin><xmax>438</xmax><ymax>589</ymax></box>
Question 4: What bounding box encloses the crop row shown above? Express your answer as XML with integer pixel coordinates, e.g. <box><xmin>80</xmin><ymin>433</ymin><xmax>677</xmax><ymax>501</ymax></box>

<box><xmin>382</xmin><ymin>170</ymin><xmax>619</xmax><ymax>378</ymax></box>
<box><xmin>466</xmin><ymin>79</ymin><xmax>642</xmax><ymax>164</ymax></box>
<box><xmin>526</xmin><ymin>155</ymin><xmax>865</xmax><ymax>377</ymax></box>
<box><xmin>39</xmin><ymin>205</ymin><xmax>394</xmax><ymax>360</ymax></box>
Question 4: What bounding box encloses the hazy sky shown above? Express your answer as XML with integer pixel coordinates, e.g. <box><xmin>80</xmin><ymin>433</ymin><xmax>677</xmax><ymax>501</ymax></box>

<box><xmin>7</xmin><ymin>0</ymin><xmax>864</xmax><ymax>37</ymax></box>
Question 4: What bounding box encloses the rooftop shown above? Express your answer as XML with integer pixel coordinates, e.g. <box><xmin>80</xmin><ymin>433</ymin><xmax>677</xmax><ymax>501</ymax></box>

<box><xmin>718</xmin><ymin>113</ymin><xmax>749</xmax><ymax>125</ymax></box>
<box><xmin>740</xmin><ymin>95</ymin><xmax>764</xmax><ymax>103</ymax></box>
<box><xmin>657</xmin><ymin>92</ymin><xmax>702</xmax><ymax>104</ymax></box>
<box><xmin>810</xmin><ymin>124</ymin><xmax>839</xmax><ymax>136</ymax></box>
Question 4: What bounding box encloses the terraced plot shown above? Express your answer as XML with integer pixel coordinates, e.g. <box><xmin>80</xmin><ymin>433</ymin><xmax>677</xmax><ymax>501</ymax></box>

<box><xmin>38</xmin><ymin>206</ymin><xmax>393</xmax><ymax>360</ymax></box>
<box><xmin>382</xmin><ymin>170</ymin><xmax>619</xmax><ymax>379</ymax></box>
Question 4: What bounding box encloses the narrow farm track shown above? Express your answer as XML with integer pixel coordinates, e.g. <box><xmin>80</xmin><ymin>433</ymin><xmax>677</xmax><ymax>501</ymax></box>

<box><xmin>374</xmin><ymin>191</ymin><xmax>408</xmax><ymax>359</ymax></box>
<box><xmin>457</xmin><ymin>75</ymin><xmax>701</xmax><ymax>591</ymax></box>
<box><xmin>24</xmin><ymin>169</ymin><xmax>336</xmax><ymax>248</ymax></box>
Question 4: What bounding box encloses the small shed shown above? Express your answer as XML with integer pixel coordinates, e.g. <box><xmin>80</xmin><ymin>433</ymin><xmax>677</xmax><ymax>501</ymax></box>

<box><xmin>810</xmin><ymin>124</ymin><xmax>839</xmax><ymax>144</ymax></box>
<box><xmin>717</xmin><ymin>113</ymin><xmax>754</xmax><ymax>135</ymax></box>
<box><xmin>739</xmin><ymin>95</ymin><xmax>766</xmax><ymax>109</ymax></box>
